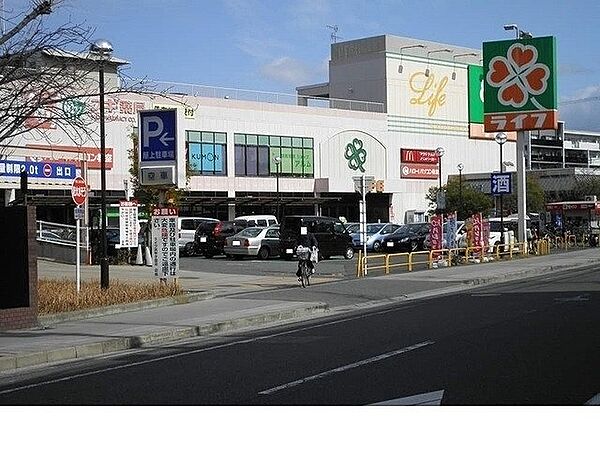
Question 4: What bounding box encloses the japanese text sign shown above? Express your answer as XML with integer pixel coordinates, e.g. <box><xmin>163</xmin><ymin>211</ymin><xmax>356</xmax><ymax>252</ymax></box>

<box><xmin>119</xmin><ymin>201</ymin><xmax>139</xmax><ymax>248</ymax></box>
<box><xmin>429</xmin><ymin>215</ymin><xmax>443</xmax><ymax>251</ymax></box>
<box><xmin>491</xmin><ymin>173</ymin><xmax>512</xmax><ymax>195</ymax></box>
<box><xmin>483</xmin><ymin>36</ymin><xmax>557</xmax><ymax>132</ymax></box>
<box><xmin>151</xmin><ymin>207</ymin><xmax>179</xmax><ymax>279</ymax></box>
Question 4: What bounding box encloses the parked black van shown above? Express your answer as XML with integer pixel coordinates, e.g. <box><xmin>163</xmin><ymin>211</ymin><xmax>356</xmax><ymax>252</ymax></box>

<box><xmin>279</xmin><ymin>216</ymin><xmax>354</xmax><ymax>260</ymax></box>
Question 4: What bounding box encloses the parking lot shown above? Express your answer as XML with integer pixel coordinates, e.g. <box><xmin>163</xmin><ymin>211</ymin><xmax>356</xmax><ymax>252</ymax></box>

<box><xmin>179</xmin><ymin>253</ymin><xmax>360</xmax><ymax>278</ymax></box>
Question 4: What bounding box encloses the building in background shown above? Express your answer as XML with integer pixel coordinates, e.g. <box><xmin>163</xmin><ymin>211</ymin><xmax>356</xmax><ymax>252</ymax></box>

<box><xmin>3</xmin><ymin>34</ymin><xmax>598</xmax><ymax>226</ymax></box>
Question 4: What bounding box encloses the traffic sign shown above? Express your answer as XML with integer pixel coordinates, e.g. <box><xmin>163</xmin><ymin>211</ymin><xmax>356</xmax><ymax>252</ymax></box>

<box><xmin>71</xmin><ymin>176</ymin><xmax>87</xmax><ymax>206</ymax></box>
<box><xmin>139</xmin><ymin>109</ymin><xmax>177</xmax><ymax>162</ymax></box>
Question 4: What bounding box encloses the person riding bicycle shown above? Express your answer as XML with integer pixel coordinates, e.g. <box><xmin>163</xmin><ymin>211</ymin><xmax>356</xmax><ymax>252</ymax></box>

<box><xmin>295</xmin><ymin>226</ymin><xmax>318</xmax><ymax>281</ymax></box>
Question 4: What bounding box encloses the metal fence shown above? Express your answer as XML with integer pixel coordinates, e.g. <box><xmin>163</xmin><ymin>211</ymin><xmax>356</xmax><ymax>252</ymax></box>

<box><xmin>135</xmin><ymin>79</ymin><xmax>385</xmax><ymax>113</ymax></box>
<box><xmin>36</xmin><ymin>220</ymin><xmax>89</xmax><ymax>249</ymax></box>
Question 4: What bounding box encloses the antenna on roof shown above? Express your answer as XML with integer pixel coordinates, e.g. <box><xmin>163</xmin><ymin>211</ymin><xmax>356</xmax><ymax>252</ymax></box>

<box><xmin>326</xmin><ymin>25</ymin><xmax>340</xmax><ymax>43</ymax></box>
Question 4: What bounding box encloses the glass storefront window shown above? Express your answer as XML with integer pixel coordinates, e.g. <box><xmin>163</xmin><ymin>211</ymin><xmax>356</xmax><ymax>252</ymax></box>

<box><xmin>234</xmin><ymin>133</ymin><xmax>314</xmax><ymax>177</ymax></box>
<box><xmin>187</xmin><ymin>130</ymin><xmax>227</xmax><ymax>176</ymax></box>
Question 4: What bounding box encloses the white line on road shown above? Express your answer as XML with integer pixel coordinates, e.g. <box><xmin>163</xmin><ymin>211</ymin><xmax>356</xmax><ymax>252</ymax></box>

<box><xmin>370</xmin><ymin>389</ymin><xmax>445</xmax><ymax>406</ymax></box>
<box><xmin>258</xmin><ymin>341</ymin><xmax>434</xmax><ymax>395</ymax></box>
<box><xmin>0</xmin><ymin>306</ymin><xmax>429</xmax><ymax>396</ymax></box>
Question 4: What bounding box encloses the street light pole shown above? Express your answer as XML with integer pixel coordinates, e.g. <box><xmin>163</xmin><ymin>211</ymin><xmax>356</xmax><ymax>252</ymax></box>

<box><xmin>90</xmin><ymin>39</ymin><xmax>113</xmax><ymax>290</ymax></box>
<box><xmin>435</xmin><ymin>147</ymin><xmax>445</xmax><ymax>213</ymax></box>
<box><xmin>273</xmin><ymin>156</ymin><xmax>281</xmax><ymax>220</ymax></box>
<box><xmin>495</xmin><ymin>132</ymin><xmax>508</xmax><ymax>244</ymax></box>
<box><xmin>457</xmin><ymin>163</ymin><xmax>464</xmax><ymax>219</ymax></box>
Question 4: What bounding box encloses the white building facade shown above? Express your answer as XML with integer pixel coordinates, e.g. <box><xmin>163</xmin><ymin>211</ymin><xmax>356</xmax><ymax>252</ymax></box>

<box><xmin>3</xmin><ymin>34</ymin><xmax>524</xmax><ymax>224</ymax></box>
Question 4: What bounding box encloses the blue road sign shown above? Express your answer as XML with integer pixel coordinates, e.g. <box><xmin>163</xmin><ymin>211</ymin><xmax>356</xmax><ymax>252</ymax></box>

<box><xmin>491</xmin><ymin>172</ymin><xmax>512</xmax><ymax>195</ymax></box>
<box><xmin>0</xmin><ymin>160</ymin><xmax>76</xmax><ymax>179</ymax></box>
<box><xmin>139</xmin><ymin>109</ymin><xmax>177</xmax><ymax>162</ymax></box>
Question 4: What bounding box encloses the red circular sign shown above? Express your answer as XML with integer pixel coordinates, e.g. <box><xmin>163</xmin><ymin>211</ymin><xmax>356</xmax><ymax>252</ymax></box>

<box><xmin>43</xmin><ymin>164</ymin><xmax>52</xmax><ymax>177</ymax></box>
<box><xmin>71</xmin><ymin>177</ymin><xmax>87</xmax><ymax>206</ymax></box>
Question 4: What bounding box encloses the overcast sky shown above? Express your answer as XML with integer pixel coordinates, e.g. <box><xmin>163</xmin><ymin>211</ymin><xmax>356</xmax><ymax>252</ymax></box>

<box><xmin>5</xmin><ymin>0</ymin><xmax>600</xmax><ymax>131</ymax></box>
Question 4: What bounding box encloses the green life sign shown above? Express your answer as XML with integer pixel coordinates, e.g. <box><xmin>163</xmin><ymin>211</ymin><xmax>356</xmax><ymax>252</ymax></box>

<box><xmin>483</xmin><ymin>36</ymin><xmax>557</xmax><ymax>132</ymax></box>
<box><xmin>468</xmin><ymin>65</ymin><xmax>484</xmax><ymax>124</ymax></box>
<box><xmin>344</xmin><ymin>138</ymin><xmax>367</xmax><ymax>172</ymax></box>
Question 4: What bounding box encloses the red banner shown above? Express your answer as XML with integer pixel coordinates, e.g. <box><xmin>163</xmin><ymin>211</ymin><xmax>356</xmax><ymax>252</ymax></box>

<box><xmin>26</xmin><ymin>144</ymin><xmax>114</xmax><ymax>170</ymax></box>
<box><xmin>429</xmin><ymin>215</ymin><xmax>443</xmax><ymax>250</ymax></box>
<box><xmin>401</xmin><ymin>163</ymin><xmax>439</xmax><ymax>179</ymax></box>
<box><xmin>472</xmin><ymin>213</ymin><xmax>483</xmax><ymax>248</ymax></box>
<box><xmin>401</xmin><ymin>149</ymin><xmax>439</xmax><ymax>164</ymax></box>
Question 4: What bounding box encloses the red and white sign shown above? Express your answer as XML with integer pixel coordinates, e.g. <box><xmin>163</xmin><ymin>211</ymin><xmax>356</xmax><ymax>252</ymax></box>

<box><xmin>401</xmin><ymin>163</ymin><xmax>439</xmax><ymax>180</ymax></box>
<box><xmin>43</xmin><ymin>164</ymin><xmax>52</xmax><ymax>177</ymax></box>
<box><xmin>71</xmin><ymin>177</ymin><xmax>87</xmax><ymax>206</ymax></box>
<box><xmin>429</xmin><ymin>215</ymin><xmax>443</xmax><ymax>251</ymax></box>
<box><xmin>26</xmin><ymin>144</ymin><xmax>114</xmax><ymax>170</ymax></box>
<box><xmin>401</xmin><ymin>149</ymin><xmax>439</xmax><ymax>164</ymax></box>
<box><xmin>471</xmin><ymin>213</ymin><xmax>483</xmax><ymax>248</ymax></box>
<box><xmin>151</xmin><ymin>207</ymin><xmax>179</xmax><ymax>278</ymax></box>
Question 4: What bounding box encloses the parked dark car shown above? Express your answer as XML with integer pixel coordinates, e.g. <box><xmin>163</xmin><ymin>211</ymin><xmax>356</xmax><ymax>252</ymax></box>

<box><xmin>192</xmin><ymin>219</ymin><xmax>249</xmax><ymax>258</ymax></box>
<box><xmin>381</xmin><ymin>222</ymin><xmax>430</xmax><ymax>253</ymax></box>
<box><xmin>279</xmin><ymin>215</ymin><xmax>354</xmax><ymax>260</ymax></box>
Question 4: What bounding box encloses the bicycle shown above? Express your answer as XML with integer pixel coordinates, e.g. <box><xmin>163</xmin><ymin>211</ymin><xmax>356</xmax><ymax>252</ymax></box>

<box><xmin>296</xmin><ymin>245</ymin><xmax>312</xmax><ymax>288</ymax></box>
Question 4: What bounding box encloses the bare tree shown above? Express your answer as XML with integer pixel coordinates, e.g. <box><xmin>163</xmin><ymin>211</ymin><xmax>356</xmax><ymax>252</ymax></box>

<box><xmin>0</xmin><ymin>0</ymin><xmax>149</xmax><ymax>154</ymax></box>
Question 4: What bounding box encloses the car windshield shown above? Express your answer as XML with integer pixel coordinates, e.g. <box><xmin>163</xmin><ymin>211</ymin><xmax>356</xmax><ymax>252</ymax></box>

<box><xmin>366</xmin><ymin>224</ymin><xmax>385</xmax><ymax>234</ymax></box>
<box><xmin>346</xmin><ymin>224</ymin><xmax>360</xmax><ymax>233</ymax></box>
<box><xmin>236</xmin><ymin>228</ymin><xmax>263</xmax><ymax>238</ymax></box>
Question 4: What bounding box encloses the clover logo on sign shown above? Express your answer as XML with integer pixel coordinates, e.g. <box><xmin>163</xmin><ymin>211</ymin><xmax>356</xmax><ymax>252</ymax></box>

<box><xmin>344</xmin><ymin>138</ymin><xmax>366</xmax><ymax>173</ymax></box>
<box><xmin>486</xmin><ymin>42</ymin><xmax>550</xmax><ymax>110</ymax></box>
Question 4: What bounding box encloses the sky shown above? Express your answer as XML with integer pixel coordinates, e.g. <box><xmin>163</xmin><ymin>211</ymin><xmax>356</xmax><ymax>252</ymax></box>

<box><xmin>4</xmin><ymin>0</ymin><xmax>600</xmax><ymax>130</ymax></box>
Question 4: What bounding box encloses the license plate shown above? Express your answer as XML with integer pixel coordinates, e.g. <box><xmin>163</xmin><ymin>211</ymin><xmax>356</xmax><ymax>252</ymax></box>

<box><xmin>200</xmin><ymin>237</ymin><xmax>207</xmax><ymax>243</ymax></box>
<box><xmin>232</xmin><ymin>240</ymin><xmax>240</xmax><ymax>246</ymax></box>
<box><xmin>387</xmin><ymin>242</ymin><xmax>394</xmax><ymax>247</ymax></box>
<box><xmin>286</xmin><ymin>248</ymin><xmax>293</xmax><ymax>254</ymax></box>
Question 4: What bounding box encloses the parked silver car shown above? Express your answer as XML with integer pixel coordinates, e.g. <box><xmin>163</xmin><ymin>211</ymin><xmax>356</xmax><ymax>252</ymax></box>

<box><xmin>224</xmin><ymin>226</ymin><xmax>280</xmax><ymax>259</ymax></box>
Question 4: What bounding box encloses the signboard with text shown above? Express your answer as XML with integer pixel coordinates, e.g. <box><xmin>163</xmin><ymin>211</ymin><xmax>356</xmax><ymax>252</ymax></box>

<box><xmin>151</xmin><ymin>207</ymin><xmax>179</xmax><ymax>278</ymax></box>
<box><xmin>119</xmin><ymin>201</ymin><xmax>139</xmax><ymax>248</ymax></box>
<box><xmin>491</xmin><ymin>172</ymin><xmax>512</xmax><ymax>195</ymax></box>
<box><xmin>429</xmin><ymin>215</ymin><xmax>443</xmax><ymax>251</ymax></box>
<box><xmin>483</xmin><ymin>36</ymin><xmax>557</xmax><ymax>132</ymax></box>
<box><xmin>401</xmin><ymin>149</ymin><xmax>439</xmax><ymax>164</ymax></box>
<box><xmin>26</xmin><ymin>144</ymin><xmax>114</xmax><ymax>170</ymax></box>
<box><xmin>446</xmin><ymin>212</ymin><xmax>458</xmax><ymax>249</ymax></box>
<box><xmin>0</xmin><ymin>160</ymin><xmax>76</xmax><ymax>180</ymax></box>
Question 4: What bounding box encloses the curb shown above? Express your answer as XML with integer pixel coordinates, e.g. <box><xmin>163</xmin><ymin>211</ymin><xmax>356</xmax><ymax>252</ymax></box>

<box><xmin>38</xmin><ymin>291</ymin><xmax>215</xmax><ymax>327</ymax></box>
<box><xmin>0</xmin><ymin>302</ymin><xmax>328</xmax><ymax>373</ymax></box>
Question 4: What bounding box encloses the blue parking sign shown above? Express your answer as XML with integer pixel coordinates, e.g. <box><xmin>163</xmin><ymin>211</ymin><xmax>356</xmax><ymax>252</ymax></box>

<box><xmin>139</xmin><ymin>109</ymin><xmax>177</xmax><ymax>162</ymax></box>
<box><xmin>491</xmin><ymin>172</ymin><xmax>512</xmax><ymax>195</ymax></box>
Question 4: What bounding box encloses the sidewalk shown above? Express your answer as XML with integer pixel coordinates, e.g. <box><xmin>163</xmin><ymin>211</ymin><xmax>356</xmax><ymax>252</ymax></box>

<box><xmin>2</xmin><ymin>248</ymin><xmax>600</xmax><ymax>373</ymax></box>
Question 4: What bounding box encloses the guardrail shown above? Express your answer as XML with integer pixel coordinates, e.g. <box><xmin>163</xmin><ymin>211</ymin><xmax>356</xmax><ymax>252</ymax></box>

<box><xmin>356</xmin><ymin>237</ymin><xmax>587</xmax><ymax>278</ymax></box>
<box><xmin>36</xmin><ymin>220</ymin><xmax>88</xmax><ymax>249</ymax></box>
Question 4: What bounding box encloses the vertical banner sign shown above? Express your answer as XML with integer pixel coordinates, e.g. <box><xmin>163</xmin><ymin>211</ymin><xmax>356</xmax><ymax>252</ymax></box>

<box><xmin>151</xmin><ymin>207</ymin><xmax>179</xmax><ymax>279</ymax></box>
<box><xmin>119</xmin><ymin>200</ymin><xmax>139</xmax><ymax>248</ymax></box>
<box><xmin>468</xmin><ymin>65</ymin><xmax>484</xmax><ymax>124</ymax></box>
<box><xmin>472</xmin><ymin>213</ymin><xmax>483</xmax><ymax>249</ymax></box>
<box><xmin>482</xmin><ymin>219</ymin><xmax>490</xmax><ymax>249</ymax></box>
<box><xmin>446</xmin><ymin>212</ymin><xmax>458</xmax><ymax>249</ymax></box>
<box><xmin>483</xmin><ymin>36</ymin><xmax>557</xmax><ymax>132</ymax></box>
<box><xmin>429</xmin><ymin>215</ymin><xmax>443</xmax><ymax>251</ymax></box>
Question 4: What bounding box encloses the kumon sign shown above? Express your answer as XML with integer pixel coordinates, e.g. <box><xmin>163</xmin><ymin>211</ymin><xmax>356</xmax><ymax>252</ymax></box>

<box><xmin>483</xmin><ymin>36</ymin><xmax>557</xmax><ymax>132</ymax></box>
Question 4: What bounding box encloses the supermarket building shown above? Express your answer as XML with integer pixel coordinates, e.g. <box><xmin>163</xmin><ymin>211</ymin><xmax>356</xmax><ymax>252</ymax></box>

<box><xmin>2</xmin><ymin>34</ymin><xmax>517</xmax><ymax>224</ymax></box>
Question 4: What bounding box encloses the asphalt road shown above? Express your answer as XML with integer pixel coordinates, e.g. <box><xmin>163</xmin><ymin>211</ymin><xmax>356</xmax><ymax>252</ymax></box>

<box><xmin>1</xmin><ymin>266</ymin><xmax>599</xmax><ymax>405</ymax></box>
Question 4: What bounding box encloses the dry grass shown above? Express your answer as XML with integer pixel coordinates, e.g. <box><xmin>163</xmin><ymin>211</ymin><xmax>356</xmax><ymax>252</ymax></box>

<box><xmin>38</xmin><ymin>278</ymin><xmax>183</xmax><ymax>315</ymax></box>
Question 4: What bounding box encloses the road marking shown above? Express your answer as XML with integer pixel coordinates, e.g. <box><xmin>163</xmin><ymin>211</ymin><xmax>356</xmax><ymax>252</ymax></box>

<box><xmin>258</xmin><ymin>341</ymin><xmax>434</xmax><ymax>395</ymax></box>
<box><xmin>370</xmin><ymin>389</ymin><xmax>444</xmax><ymax>406</ymax></box>
<box><xmin>554</xmin><ymin>295</ymin><xmax>589</xmax><ymax>303</ymax></box>
<box><xmin>585</xmin><ymin>393</ymin><xmax>600</xmax><ymax>405</ymax></box>
<box><xmin>0</xmin><ymin>308</ymin><xmax>427</xmax><ymax>396</ymax></box>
